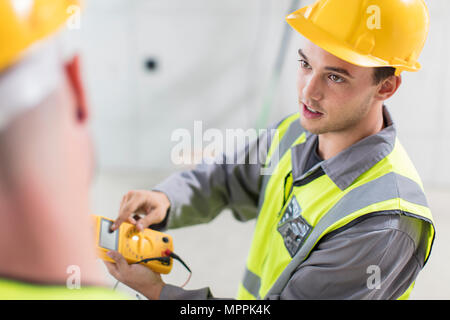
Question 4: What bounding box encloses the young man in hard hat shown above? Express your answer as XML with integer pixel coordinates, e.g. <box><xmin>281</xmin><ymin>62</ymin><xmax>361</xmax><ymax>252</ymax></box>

<box><xmin>107</xmin><ymin>0</ymin><xmax>435</xmax><ymax>300</ymax></box>
<box><xmin>0</xmin><ymin>0</ymin><xmax>127</xmax><ymax>299</ymax></box>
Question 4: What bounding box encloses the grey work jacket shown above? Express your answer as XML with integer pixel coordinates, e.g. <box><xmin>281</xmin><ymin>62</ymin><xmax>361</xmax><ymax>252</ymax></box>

<box><xmin>153</xmin><ymin>105</ymin><xmax>431</xmax><ymax>300</ymax></box>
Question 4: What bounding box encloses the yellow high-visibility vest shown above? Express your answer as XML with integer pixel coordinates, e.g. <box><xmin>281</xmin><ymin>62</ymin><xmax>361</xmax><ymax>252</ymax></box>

<box><xmin>0</xmin><ymin>278</ymin><xmax>129</xmax><ymax>300</ymax></box>
<box><xmin>237</xmin><ymin>113</ymin><xmax>435</xmax><ymax>300</ymax></box>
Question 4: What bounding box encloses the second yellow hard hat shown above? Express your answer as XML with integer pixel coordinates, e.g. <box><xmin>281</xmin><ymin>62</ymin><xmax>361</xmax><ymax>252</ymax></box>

<box><xmin>0</xmin><ymin>0</ymin><xmax>79</xmax><ymax>72</ymax></box>
<box><xmin>286</xmin><ymin>0</ymin><xmax>430</xmax><ymax>75</ymax></box>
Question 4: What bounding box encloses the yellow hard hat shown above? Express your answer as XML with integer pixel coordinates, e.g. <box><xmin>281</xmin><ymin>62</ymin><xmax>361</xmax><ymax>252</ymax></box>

<box><xmin>0</xmin><ymin>0</ymin><xmax>79</xmax><ymax>72</ymax></box>
<box><xmin>286</xmin><ymin>0</ymin><xmax>430</xmax><ymax>76</ymax></box>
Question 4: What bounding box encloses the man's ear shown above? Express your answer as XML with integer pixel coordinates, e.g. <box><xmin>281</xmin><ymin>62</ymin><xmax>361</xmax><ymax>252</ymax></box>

<box><xmin>65</xmin><ymin>55</ymin><xmax>89</xmax><ymax>124</ymax></box>
<box><xmin>375</xmin><ymin>75</ymin><xmax>402</xmax><ymax>101</ymax></box>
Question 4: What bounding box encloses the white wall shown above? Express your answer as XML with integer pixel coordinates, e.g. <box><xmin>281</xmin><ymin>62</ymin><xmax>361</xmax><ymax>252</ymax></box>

<box><xmin>79</xmin><ymin>0</ymin><xmax>450</xmax><ymax>187</ymax></box>
<box><xmin>79</xmin><ymin>0</ymin><xmax>290</xmax><ymax>170</ymax></box>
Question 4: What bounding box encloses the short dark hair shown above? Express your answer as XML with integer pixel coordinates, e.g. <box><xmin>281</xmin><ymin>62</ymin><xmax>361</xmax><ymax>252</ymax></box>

<box><xmin>373</xmin><ymin>67</ymin><xmax>396</xmax><ymax>84</ymax></box>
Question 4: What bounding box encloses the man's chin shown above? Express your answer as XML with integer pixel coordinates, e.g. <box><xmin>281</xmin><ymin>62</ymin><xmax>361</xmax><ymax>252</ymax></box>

<box><xmin>299</xmin><ymin>118</ymin><xmax>326</xmax><ymax>135</ymax></box>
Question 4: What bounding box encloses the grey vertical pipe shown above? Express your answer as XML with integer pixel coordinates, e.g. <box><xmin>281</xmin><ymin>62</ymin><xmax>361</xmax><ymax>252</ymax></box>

<box><xmin>256</xmin><ymin>0</ymin><xmax>301</xmax><ymax>129</ymax></box>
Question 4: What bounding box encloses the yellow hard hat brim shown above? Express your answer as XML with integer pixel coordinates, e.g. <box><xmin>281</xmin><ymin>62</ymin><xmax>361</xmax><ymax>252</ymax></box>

<box><xmin>286</xmin><ymin>7</ymin><xmax>421</xmax><ymax>75</ymax></box>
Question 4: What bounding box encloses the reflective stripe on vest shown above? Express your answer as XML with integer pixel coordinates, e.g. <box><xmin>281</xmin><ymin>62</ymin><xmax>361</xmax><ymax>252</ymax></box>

<box><xmin>237</xmin><ymin>114</ymin><xmax>435</xmax><ymax>300</ymax></box>
<box><xmin>258</xmin><ymin>113</ymin><xmax>306</xmax><ymax>210</ymax></box>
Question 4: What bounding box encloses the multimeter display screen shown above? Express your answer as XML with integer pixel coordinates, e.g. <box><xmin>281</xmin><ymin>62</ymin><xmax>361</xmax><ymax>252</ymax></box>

<box><xmin>99</xmin><ymin>218</ymin><xmax>118</xmax><ymax>251</ymax></box>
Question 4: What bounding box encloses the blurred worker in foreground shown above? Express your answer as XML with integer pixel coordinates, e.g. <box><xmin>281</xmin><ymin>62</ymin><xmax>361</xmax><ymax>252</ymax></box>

<box><xmin>0</xmin><ymin>0</ymin><xmax>126</xmax><ymax>299</ymax></box>
<box><xmin>107</xmin><ymin>0</ymin><xmax>435</xmax><ymax>300</ymax></box>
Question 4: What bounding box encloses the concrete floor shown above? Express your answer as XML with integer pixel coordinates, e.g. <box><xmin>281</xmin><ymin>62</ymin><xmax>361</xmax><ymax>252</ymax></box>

<box><xmin>91</xmin><ymin>169</ymin><xmax>450</xmax><ymax>300</ymax></box>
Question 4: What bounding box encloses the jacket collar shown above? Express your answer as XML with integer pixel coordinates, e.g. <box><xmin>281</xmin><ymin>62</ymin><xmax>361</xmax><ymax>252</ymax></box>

<box><xmin>291</xmin><ymin>105</ymin><xmax>396</xmax><ymax>190</ymax></box>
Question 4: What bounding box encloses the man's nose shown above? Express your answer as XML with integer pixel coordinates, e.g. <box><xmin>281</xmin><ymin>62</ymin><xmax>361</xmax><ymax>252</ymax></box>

<box><xmin>302</xmin><ymin>74</ymin><xmax>324</xmax><ymax>102</ymax></box>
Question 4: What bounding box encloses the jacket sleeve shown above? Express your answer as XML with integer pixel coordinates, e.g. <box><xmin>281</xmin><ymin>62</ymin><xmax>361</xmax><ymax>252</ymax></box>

<box><xmin>152</xmin><ymin>122</ymin><xmax>278</xmax><ymax>230</ymax></box>
<box><xmin>159</xmin><ymin>214</ymin><xmax>428</xmax><ymax>300</ymax></box>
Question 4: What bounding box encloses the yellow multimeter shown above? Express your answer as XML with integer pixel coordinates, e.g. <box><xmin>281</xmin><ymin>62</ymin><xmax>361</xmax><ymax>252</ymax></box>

<box><xmin>92</xmin><ymin>215</ymin><xmax>174</xmax><ymax>274</ymax></box>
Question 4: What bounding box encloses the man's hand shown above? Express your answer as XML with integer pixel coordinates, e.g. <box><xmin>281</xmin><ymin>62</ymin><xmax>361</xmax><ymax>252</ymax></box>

<box><xmin>111</xmin><ymin>190</ymin><xmax>170</xmax><ymax>232</ymax></box>
<box><xmin>104</xmin><ymin>251</ymin><xmax>165</xmax><ymax>300</ymax></box>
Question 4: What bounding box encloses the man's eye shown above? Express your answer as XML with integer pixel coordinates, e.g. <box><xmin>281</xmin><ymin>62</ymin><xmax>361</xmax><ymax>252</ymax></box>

<box><xmin>329</xmin><ymin>74</ymin><xmax>344</xmax><ymax>83</ymax></box>
<box><xmin>298</xmin><ymin>59</ymin><xmax>311</xmax><ymax>69</ymax></box>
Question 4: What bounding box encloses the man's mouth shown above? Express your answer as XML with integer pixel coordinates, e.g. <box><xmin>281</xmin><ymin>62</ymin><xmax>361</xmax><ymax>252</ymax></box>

<box><xmin>305</xmin><ymin>104</ymin><xmax>321</xmax><ymax>113</ymax></box>
<box><xmin>302</xmin><ymin>102</ymin><xmax>324</xmax><ymax>119</ymax></box>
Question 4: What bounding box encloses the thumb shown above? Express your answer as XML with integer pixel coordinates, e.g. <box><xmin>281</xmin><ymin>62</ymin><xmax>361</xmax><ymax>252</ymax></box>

<box><xmin>107</xmin><ymin>251</ymin><xmax>129</xmax><ymax>270</ymax></box>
